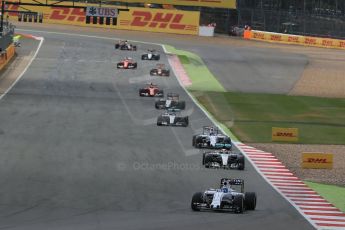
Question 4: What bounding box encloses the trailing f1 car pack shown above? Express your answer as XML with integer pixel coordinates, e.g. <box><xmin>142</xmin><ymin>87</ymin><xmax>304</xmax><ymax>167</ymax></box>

<box><xmin>115</xmin><ymin>40</ymin><xmax>137</xmax><ymax>51</ymax></box>
<box><xmin>150</xmin><ymin>64</ymin><xmax>170</xmax><ymax>77</ymax></box>
<box><xmin>139</xmin><ymin>83</ymin><xmax>164</xmax><ymax>97</ymax></box>
<box><xmin>191</xmin><ymin>178</ymin><xmax>257</xmax><ymax>213</ymax></box>
<box><xmin>157</xmin><ymin>109</ymin><xmax>188</xmax><ymax>127</ymax></box>
<box><xmin>141</xmin><ymin>50</ymin><xmax>160</xmax><ymax>60</ymax></box>
<box><xmin>202</xmin><ymin>149</ymin><xmax>245</xmax><ymax>170</ymax></box>
<box><xmin>117</xmin><ymin>57</ymin><xmax>137</xmax><ymax>69</ymax></box>
<box><xmin>155</xmin><ymin>93</ymin><xmax>185</xmax><ymax>110</ymax></box>
<box><xmin>192</xmin><ymin>126</ymin><xmax>232</xmax><ymax>150</ymax></box>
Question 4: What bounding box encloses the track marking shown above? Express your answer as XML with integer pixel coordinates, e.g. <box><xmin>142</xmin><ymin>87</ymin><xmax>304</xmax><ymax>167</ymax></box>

<box><xmin>237</xmin><ymin>143</ymin><xmax>345</xmax><ymax>230</ymax></box>
<box><xmin>0</xmin><ymin>36</ymin><xmax>44</xmax><ymax>101</ymax></box>
<box><xmin>17</xmin><ymin>28</ymin><xmax>344</xmax><ymax>230</ymax></box>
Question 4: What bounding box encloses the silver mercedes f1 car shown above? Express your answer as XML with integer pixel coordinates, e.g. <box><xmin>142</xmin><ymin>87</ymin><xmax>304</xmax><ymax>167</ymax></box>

<box><xmin>202</xmin><ymin>149</ymin><xmax>245</xmax><ymax>170</ymax></box>
<box><xmin>157</xmin><ymin>109</ymin><xmax>188</xmax><ymax>127</ymax></box>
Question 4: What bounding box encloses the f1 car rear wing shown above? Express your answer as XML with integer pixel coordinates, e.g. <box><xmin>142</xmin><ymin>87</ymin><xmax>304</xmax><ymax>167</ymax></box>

<box><xmin>165</xmin><ymin>108</ymin><xmax>181</xmax><ymax>114</ymax></box>
<box><xmin>167</xmin><ymin>93</ymin><xmax>179</xmax><ymax>100</ymax></box>
<box><xmin>156</xmin><ymin>63</ymin><xmax>165</xmax><ymax>68</ymax></box>
<box><xmin>203</xmin><ymin>126</ymin><xmax>220</xmax><ymax>135</ymax></box>
<box><xmin>220</xmin><ymin>178</ymin><xmax>244</xmax><ymax>192</ymax></box>
<box><xmin>221</xmin><ymin>178</ymin><xmax>244</xmax><ymax>185</ymax></box>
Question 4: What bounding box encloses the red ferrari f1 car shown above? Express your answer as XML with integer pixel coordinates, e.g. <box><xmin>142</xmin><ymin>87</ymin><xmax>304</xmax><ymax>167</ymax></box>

<box><xmin>117</xmin><ymin>57</ymin><xmax>137</xmax><ymax>69</ymax></box>
<box><xmin>139</xmin><ymin>83</ymin><xmax>164</xmax><ymax>97</ymax></box>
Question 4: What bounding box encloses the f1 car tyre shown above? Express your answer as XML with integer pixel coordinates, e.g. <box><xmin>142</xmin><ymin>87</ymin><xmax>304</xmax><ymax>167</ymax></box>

<box><xmin>182</xmin><ymin>117</ymin><xmax>189</xmax><ymax>127</ymax></box>
<box><xmin>192</xmin><ymin>135</ymin><xmax>196</xmax><ymax>147</ymax></box>
<box><xmin>233</xmin><ymin>195</ymin><xmax>244</xmax><ymax>213</ymax></box>
<box><xmin>157</xmin><ymin>117</ymin><xmax>163</xmax><ymax>126</ymax></box>
<box><xmin>244</xmin><ymin>192</ymin><xmax>257</xmax><ymax>210</ymax></box>
<box><xmin>178</xmin><ymin>101</ymin><xmax>186</xmax><ymax>110</ymax></box>
<box><xmin>238</xmin><ymin>156</ymin><xmax>245</xmax><ymax>170</ymax></box>
<box><xmin>202</xmin><ymin>152</ymin><xmax>206</xmax><ymax>165</ymax></box>
<box><xmin>191</xmin><ymin>192</ymin><xmax>203</xmax><ymax>211</ymax></box>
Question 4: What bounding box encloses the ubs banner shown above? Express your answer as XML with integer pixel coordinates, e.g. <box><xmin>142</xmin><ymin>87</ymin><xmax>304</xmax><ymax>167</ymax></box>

<box><xmin>7</xmin><ymin>4</ymin><xmax>200</xmax><ymax>35</ymax></box>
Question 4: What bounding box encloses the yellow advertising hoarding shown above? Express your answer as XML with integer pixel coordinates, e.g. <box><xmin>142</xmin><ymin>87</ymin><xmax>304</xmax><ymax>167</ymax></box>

<box><xmin>107</xmin><ymin>0</ymin><xmax>236</xmax><ymax>9</ymax></box>
<box><xmin>302</xmin><ymin>153</ymin><xmax>333</xmax><ymax>169</ymax></box>
<box><xmin>272</xmin><ymin>127</ymin><xmax>299</xmax><ymax>142</ymax></box>
<box><xmin>9</xmin><ymin>0</ymin><xmax>236</xmax><ymax>8</ymax></box>
<box><xmin>117</xmin><ymin>8</ymin><xmax>199</xmax><ymax>35</ymax></box>
<box><xmin>6</xmin><ymin>4</ymin><xmax>200</xmax><ymax>35</ymax></box>
<box><xmin>249</xmin><ymin>30</ymin><xmax>345</xmax><ymax>50</ymax></box>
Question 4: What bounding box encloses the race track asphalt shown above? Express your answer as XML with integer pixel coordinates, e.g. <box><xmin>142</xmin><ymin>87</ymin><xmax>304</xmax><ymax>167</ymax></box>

<box><xmin>0</xmin><ymin>29</ymin><xmax>315</xmax><ymax>230</ymax></box>
<box><xmin>16</xmin><ymin>23</ymin><xmax>309</xmax><ymax>94</ymax></box>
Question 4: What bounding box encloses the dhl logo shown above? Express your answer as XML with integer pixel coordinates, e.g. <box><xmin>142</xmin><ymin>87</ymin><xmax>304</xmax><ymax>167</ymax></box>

<box><xmin>49</xmin><ymin>7</ymin><xmax>85</xmax><ymax>22</ymax></box>
<box><xmin>274</xmin><ymin>132</ymin><xmax>296</xmax><ymax>137</ymax></box>
<box><xmin>339</xmin><ymin>41</ymin><xmax>345</xmax><ymax>48</ymax></box>
<box><xmin>288</xmin><ymin>36</ymin><xmax>299</xmax><ymax>43</ymax></box>
<box><xmin>304</xmin><ymin>158</ymin><xmax>330</xmax><ymax>164</ymax></box>
<box><xmin>120</xmin><ymin>10</ymin><xmax>197</xmax><ymax>31</ymax></box>
<box><xmin>305</xmin><ymin>38</ymin><xmax>317</xmax><ymax>45</ymax></box>
<box><xmin>6</xmin><ymin>5</ymin><xmax>85</xmax><ymax>22</ymax></box>
<box><xmin>270</xmin><ymin>35</ymin><xmax>282</xmax><ymax>41</ymax></box>
<box><xmin>322</xmin><ymin>39</ymin><xmax>333</xmax><ymax>46</ymax></box>
<box><xmin>253</xmin><ymin>33</ymin><xmax>265</xmax><ymax>39</ymax></box>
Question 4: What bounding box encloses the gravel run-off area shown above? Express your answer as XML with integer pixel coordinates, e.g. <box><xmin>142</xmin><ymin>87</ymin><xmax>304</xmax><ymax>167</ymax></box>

<box><xmin>249</xmin><ymin>143</ymin><xmax>345</xmax><ymax>187</ymax></box>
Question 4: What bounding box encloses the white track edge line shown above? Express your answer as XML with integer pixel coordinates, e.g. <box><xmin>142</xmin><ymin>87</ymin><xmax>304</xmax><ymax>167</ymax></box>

<box><xmin>0</xmin><ymin>36</ymin><xmax>44</xmax><ymax>101</ymax></box>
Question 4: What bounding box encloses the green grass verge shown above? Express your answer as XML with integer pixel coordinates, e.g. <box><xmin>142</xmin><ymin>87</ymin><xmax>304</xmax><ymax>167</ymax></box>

<box><xmin>164</xmin><ymin>45</ymin><xmax>239</xmax><ymax>141</ymax></box>
<box><xmin>164</xmin><ymin>45</ymin><xmax>225</xmax><ymax>92</ymax></box>
<box><xmin>165</xmin><ymin>42</ymin><xmax>345</xmax><ymax>211</ymax></box>
<box><xmin>164</xmin><ymin>45</ymin><xmax>345</xmax><ymax>211</ymax></box>
<box><xmin>192</xmin><ymin>91</ymin><xmax>345</xmax><ymax>144</ymax></box>
<box><xmin>305</xmin><ymin>181</ymin><xmax>345</xmax><ymax>212</ymax></box>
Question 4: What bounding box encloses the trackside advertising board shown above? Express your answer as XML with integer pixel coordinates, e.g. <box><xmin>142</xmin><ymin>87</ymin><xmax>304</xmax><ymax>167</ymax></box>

<box><xmin>107</xmin><ymin>0</ymin><xmax>236</xmax><ymax>9</ymax></box>
<box><xmin>248</xmin><ymin>30</ymin><xmax>345</xmax><ymax>50</ymax></box>
<box><xmin>6</xmin><ymin>3</ymin><xmax>199</xmax><ymax>35</ymax></box>
<box><xmin>272</xmin><ymin>127</ymin><xmax>299</xmax><ymax>142</ymax></box>
<box><xmin>86</xmin><ymin>6</ymin><xmax>118</xmax><ymax>18</ymax></box>
<box><xmin>302</xmin><ymin>153</ymin><xmax>333</xmax><ymax>169</ymax></box>
<box><xmin>117</xmin><ymin>8</ymin><xmax>199</xmax><ymax>35</ymax></box>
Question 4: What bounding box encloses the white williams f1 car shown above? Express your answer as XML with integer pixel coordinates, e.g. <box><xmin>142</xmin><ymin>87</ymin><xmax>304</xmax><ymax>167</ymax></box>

<box><xmin>191</xmin><ymin>178</ymin><xmax>256</xmax><ymax>213</ymax></box>
<box><xmin>157</xmin><ymin>109</ymin><xmax>188</xmax><ymax>127</ymax></box>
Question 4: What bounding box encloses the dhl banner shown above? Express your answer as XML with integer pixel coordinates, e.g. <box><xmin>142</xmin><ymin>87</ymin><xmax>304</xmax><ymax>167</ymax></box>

<box><xmin>113</xmin><ymin>0</ymin><xmax>236</xmax><ymax>9</ymax></box>
<box><xmin>272</xmin><ymin>127</ymin><xmax>299</xmax><ymax>142</ymax></box>
<box><xmin>302</xmin><ymin>153</ymin><xmax>333</xmax><ymax>169</ymax></box>
<box><xmin>6</xmin><ymin>0</ymin><xmax>236</xmax><ymax>8</ymax></box>
<box><xmin>248</xmin><ymin>30</ymin><xmax>345</xmax><ymax>50</ymax></box>
<box><xmin>117</xmin><ymin>8</ymin><xmax>199</xmax><ymax>35</ymax></box>
<box><xmin>6</xmin><ymin>4</ymin><xmax>200</xmax><ymax>35</ymax></box>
